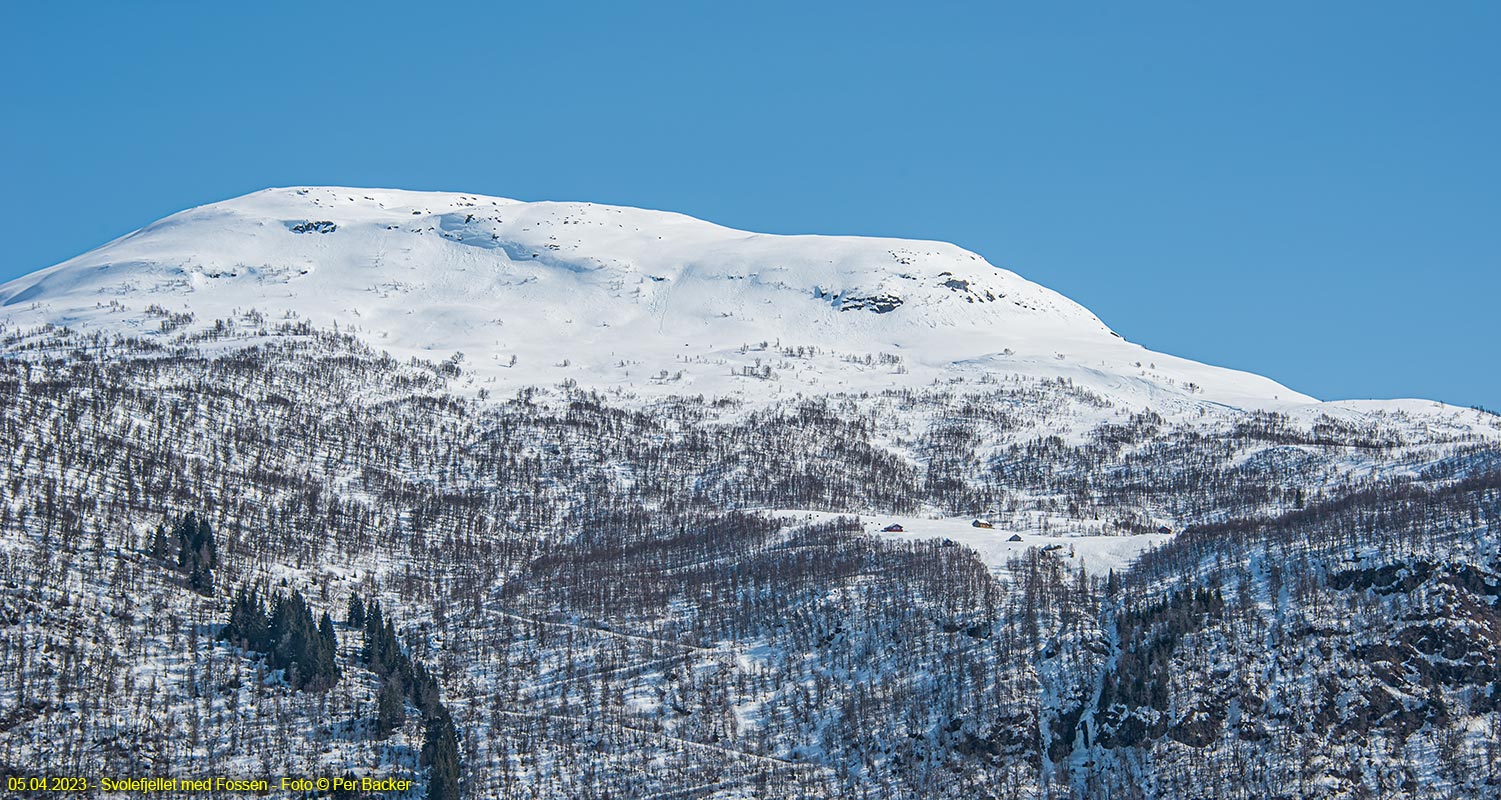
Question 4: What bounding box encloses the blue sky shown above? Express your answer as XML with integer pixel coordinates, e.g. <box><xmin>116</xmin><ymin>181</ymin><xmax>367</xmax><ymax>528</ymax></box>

<box><xmin>3</xmin><ymin>2</ymin><xmax>1497</xmax><ymax>407</ymax></box>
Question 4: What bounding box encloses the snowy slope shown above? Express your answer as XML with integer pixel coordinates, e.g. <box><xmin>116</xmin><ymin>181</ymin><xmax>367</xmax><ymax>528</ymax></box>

<box><xmin>0</xmin><ymin>186</ymin><xmax>1485</xmax><ymax>434</ymax></box>
<box><xmin>4</xmin><ymin>189</ymin><xmax>1500</xmax><ymax>799</ymax></box>
<box><xmin>773</xmin><ymin>510</ymin><xmax>1173</xmax><ymax>576</ymax></box>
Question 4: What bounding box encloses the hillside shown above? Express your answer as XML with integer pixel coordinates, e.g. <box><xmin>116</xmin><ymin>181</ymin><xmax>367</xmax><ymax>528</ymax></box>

<box><xmin>0</xmin><ymin>190</ymin><xmax>1497</xmax><ymax>799</ymax></box>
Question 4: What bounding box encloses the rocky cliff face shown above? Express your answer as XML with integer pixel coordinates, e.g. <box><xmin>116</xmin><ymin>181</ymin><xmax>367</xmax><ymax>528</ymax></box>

<box><xmin>1046</xmin><ymin>475</ymin><xmax>1501</xmax><ymax>798</ymax></box>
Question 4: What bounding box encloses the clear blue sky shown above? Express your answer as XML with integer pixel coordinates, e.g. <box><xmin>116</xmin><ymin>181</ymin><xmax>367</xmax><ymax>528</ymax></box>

<box><xmin>3</xmin><ymin>2</ymin><xmax>1497</xmax><ymax>407</ymax></box>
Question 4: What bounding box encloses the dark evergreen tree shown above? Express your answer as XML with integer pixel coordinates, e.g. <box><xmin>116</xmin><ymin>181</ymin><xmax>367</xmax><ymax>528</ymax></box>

<box><xmin>346</xmin><ymin>593</ymin><xmax>366</xmax><ymax>628</ymax></box>
<box><xmin>319</xmin><ymin>611</ymin><xmax>338</xmax><ymax>657</ymax></box>
<box><xmin>221</xmin><ymin>586</ymin><xmax>271</xmax><ymax>652</ymax></box>
<box><xmin>410</xmin><ymin>660</ymin><xmax>441</xmax><ymax>720</ymax></box>
<box><xmin>421</xmin><ymin>705</ymin><xmax>461</xmax><ymax>800</ymax></box>
<box><xmin>376</xmin><ymin>676</ymin><xmax>406</xmax><ymax>738</ymax></box>
<box><xmin>172</xmin><ymin>512</ymin><xmax>217</xmax><ymax>594</ymax></box>
<box><xmin>150</xmin><ymin>523</ymin><xmax>171</xmax><ymax>561</ymax></box>
<box><xmin>262</xmin><ymin>589</ymin><xmax>341</xmax><ymax>691</ymax></box>
<box><xmin>362</xmin><ymin>600</ymin><xmax>386</xmax><ymax>669</ymax></box>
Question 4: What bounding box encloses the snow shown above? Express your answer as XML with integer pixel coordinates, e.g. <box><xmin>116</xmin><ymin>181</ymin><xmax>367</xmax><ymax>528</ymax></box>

<box><xmin>771</xmin><ymin>510</ymin><xmax>1171</xmax><ymax>576</ymax></box>
<box><xmin>5</xmin><ymin>186</ymin><xmax>1491</xmax><ymax>444</ymax></box>
<box><xmin>0</xmin><ymin>188</ymin><xmax>1287</xmax><ymax>405</ymax></box>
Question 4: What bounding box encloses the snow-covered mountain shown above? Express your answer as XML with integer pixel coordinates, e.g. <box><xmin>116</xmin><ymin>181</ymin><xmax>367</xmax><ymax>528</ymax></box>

<box><xmin>1</xmin><ymin>186</ymin><xmax>1322</xmax><ymax>412</ymax></box>
<box><xmin>4</xmin><ymin>188</ymin><xmax>1500</xmax><ymax>799</ymax></box>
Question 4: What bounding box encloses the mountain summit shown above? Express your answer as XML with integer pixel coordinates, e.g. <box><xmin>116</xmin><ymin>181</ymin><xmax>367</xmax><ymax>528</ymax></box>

<box><xmin>0</xmin><ymin>186</ymin><xmax>1343</xmax><ymax>409</ymax></box>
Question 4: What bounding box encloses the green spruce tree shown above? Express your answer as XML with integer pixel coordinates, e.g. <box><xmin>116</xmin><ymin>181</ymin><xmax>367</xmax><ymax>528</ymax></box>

<box><xmin>421</xmin><ymin>705</ymin><xmax>461</xmax><ymax>800</ymax></box>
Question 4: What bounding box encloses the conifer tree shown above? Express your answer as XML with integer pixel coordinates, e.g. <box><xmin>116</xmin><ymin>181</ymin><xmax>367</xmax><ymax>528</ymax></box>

<box><xmin>346</xmin><ymin>593</ymin><xmax>366</xmax><ymax>628</ymax></box>
<box><xmin>150</xmin><ymin>523</ymin><xmax>171</xmax><ymax>561</ymax></box>
<box><xmin>319</xmin><ymin>611</ymin><xmax>338</xmax><ymax>655</ymax></box>
<box><xmin>421</xmin><ymin>705</ymin><xmax>461</xmax><ymax>800</ymax></box>
<box><xmin>172</xmin><ymin>512</ymin><xmax>218</xmax><ymax>594</ymax></box>
<box><xmin>377</xmin><ymin>676</ymin><xmax>406</xmax><ymax>738</ymax></box>
<box><xmin>222</xmin><ymin>586</ymin><xmax>271</xmax><ymax>651</ymax></box>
